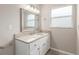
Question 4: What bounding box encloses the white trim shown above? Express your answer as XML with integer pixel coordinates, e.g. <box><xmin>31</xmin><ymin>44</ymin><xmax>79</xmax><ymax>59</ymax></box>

<box><xmin>50</xmin><ymin>48</ymin><xmax>75</xmax><ymax>55</ymax></box>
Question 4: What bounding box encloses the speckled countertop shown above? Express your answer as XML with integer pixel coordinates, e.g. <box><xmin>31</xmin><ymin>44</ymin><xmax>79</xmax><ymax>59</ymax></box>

<box><xmin>15</xmin><ymin>32</ymin><xmax>48</xmax><ymax>43</ymax></box>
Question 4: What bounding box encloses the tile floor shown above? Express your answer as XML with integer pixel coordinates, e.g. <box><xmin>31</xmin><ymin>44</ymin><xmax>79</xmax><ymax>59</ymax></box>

<box><xmin>46</xmin><ymin>49</ymin><xmax>66</xmax><ymax>55</ymax></box>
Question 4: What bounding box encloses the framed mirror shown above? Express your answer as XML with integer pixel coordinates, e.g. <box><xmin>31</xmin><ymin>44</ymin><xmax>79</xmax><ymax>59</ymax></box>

<box><xmin>20</xmin><ymin>8</ymin><xmax>40</xmax><ymax>32</ymax></box>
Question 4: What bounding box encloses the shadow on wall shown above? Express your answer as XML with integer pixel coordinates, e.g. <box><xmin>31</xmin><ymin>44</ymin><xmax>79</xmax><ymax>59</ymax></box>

<box><xmin>50</xmin><ymin>32</ymin><xmax>57</xmax><ymax>49</ymax></box>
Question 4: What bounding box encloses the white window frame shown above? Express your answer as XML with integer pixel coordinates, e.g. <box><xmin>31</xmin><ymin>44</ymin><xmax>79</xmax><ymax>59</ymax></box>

<box><xmin>50</xmin><ymin>5</ymin><xmax>74</xmax><ymax>29</ymax></box>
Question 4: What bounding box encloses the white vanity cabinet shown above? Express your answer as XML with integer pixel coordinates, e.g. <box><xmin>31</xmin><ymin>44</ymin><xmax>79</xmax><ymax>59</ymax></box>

<box><xmin>29</xmin><ymin>39</ymin><xmax>40</xmax><ymax>55</ymax></box>
<box><xmin>39</xmin><ymin>36</ymin><xmax>50</xmax><ymax>55</ymax></box>
<box><xmin>15</xmin><ymin>33</ymin><xmax>50</xmax><ymax>55</ymax></box>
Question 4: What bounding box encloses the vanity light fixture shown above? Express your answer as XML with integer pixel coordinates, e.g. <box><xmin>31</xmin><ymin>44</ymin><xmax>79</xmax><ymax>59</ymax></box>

<box><xmin>24</xmin><ymin>5</ymin><xmax>40</xmax><ymax>14</ymax></box>
<box><xmin>25</xmin><ymin>5</ymin><xmax>31</xmax><ymax>11</ymax></box>
<box><xmin>33</xmin><ymin>8</ymin><xmax>40</xmax><ymax>14</ymax></box>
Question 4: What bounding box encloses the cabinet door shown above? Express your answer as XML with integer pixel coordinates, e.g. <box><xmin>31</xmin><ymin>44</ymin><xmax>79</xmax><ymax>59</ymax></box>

<box><xmin>40</xmin><ymin>36</ymin><xmax>50</xmax><ymax>55</ymax></box>
<box><xmin>46</xmin><ymin>35</ymin><xmax>50</xmax><ymax>50</ymax></box>
<box><xmin>30</xmin><ymin>40</ymin><xmax>40</xmax><ymax>55</ymax></box>
<box><xmin>15</xmin><ymin>40</ymin><xmax>29</xmax><ymax>55</ymax></box>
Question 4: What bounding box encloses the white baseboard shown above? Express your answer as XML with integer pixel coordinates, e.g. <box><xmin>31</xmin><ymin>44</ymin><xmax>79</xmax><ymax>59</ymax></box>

<box><xmin>50</xmin><ymin>48</ymin><xmax>75</xmax><ymax>55</ymax></box>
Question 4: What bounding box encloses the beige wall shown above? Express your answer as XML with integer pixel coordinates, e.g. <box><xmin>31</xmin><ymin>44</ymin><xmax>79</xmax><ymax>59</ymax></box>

<box><xmin>40</xmin><ymin>4</ymin><xmax>77</xmax><ymax>54</ymax></box>
<box><xmin>77</xmin><ymin>5</ymin><xmax>79</xmax><ymax>54</ymax></box>
<box><xmin>0</xmin><ymin>4</ymin><xmax>21</xmax><ymax>54</ymax></box>
<box><xmin>0</xmin><ymin>4</ymin><xmax>40</xmax><ymax>55</ymax></box>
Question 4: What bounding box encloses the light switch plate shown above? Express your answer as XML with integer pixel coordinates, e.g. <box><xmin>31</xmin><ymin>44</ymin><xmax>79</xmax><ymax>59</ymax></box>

<box><xmin>9</xmin><ymin>25</ymin><xmax>12</xmax><ymax>30</ymax></box>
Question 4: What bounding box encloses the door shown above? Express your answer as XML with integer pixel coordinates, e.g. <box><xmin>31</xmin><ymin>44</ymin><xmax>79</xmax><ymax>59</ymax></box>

<box><xmin>30</xmin><ymin>40</ymin><xmax>40</xmax><ymax>55</ymax></box>
<box><xmin>40</xmin><ymin>36</ymin><xmax>49</xmax><ymax>55</ymax></box>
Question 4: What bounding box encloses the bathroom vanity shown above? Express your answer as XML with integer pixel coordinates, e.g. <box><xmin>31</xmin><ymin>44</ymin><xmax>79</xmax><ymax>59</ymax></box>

<box><xmin>15</xmin><ymin>6</ymin><xmax>50</xmax><ymax>55</ymax></box>
<box><xmin>15</xmin><ymin>32</ymin><xmax>50</xmax><ymax>55</ymax></box>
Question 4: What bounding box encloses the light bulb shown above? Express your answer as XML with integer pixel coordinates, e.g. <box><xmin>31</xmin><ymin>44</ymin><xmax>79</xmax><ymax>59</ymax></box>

<box><xmin>25</xmin><ymin>5</ymin><xmax>32</xmax><ymax>11</ymax></box>
<box><xmin>30</xmin><ymin>7</ymin><xmax>34</xmax><ymax>12</ymax></box>
<box><xmin>34</xmin><ymin>8</ymin><xmax>37</xmax><ymax>13</ymax></box>
<box><xmin>36</xmin><ymin>10</ymin><xmax>39</xmax><ymax>14</ymax></box>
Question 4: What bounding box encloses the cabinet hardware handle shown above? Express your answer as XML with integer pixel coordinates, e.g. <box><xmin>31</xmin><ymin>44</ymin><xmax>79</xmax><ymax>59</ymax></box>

<box><xmin>37</xmin><ymin>48</ymin><xmax>40</xmax><ymax>50</ymax></box>
<box><xmin>43</xmin><ymin>43</ymin><xmax>46</xmax><ymax>46</ymax></box>
<box><xmin>34</xmin><ymin>44</ymin><xmax>37</xmax><ymax>46</ymax></box>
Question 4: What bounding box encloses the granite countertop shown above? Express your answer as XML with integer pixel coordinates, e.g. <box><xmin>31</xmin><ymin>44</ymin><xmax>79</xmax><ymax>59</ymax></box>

<box><xmin>15</xmin><ymin>32</ymin><xmax>48</xmax><ymax>43</ymax></box>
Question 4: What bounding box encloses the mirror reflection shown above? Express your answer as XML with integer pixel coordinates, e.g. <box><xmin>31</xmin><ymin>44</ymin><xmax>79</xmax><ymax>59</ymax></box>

<box><xmin>20</xmin><ymin>8</ymin><xmax>40</xmax><ymax>32</ymax></box>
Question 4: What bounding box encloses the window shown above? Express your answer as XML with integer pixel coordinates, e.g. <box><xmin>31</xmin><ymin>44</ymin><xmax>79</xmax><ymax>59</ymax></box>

<box><xmin>27</xmin><ymin>14</ymin><xmax>35</xmax><ymax>27</ymax></box>
<box><xmin>24</xmin><ymin>14</ymin><xmax>35</xmax><ymax>28</ymax></box>
<box><xmin>50</xmin><ymin>6</ymin><xmax>73</xmax><ymax>28</ymax></box>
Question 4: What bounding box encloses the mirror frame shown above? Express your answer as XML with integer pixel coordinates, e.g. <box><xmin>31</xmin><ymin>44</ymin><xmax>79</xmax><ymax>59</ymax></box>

<box><xmin>20</xmin><ymin>8</ymin><xmax>40</xmax><ymax>32</ymax></box>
